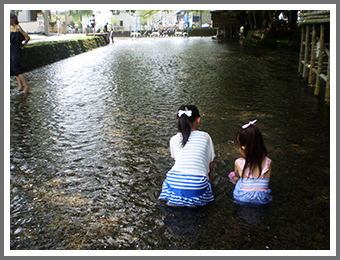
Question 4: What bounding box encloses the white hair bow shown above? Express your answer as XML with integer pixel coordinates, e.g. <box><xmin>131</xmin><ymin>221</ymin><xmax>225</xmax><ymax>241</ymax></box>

<box><xmin>242</xmin><ymin>119</ymin><xmax>257</xmax><ymax>129</ymax></box>
<box><xmin>178</xmin><ymin>108</ymin><xmax>192</xmax><ymax>117</ymax></box>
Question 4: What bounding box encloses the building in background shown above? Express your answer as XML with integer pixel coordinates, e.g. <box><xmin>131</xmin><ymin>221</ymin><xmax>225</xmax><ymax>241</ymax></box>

<box><xmin>13</xmin><ymin>9</ymin><xmax>213</xmax><ymax>35</ymax></box>
<box><xmin>175</xmin><ymin>10</ymin><xmax>212</xmax><ymax>30</ymax></box>
<box><xmin>15</xmin><ymin>10</ymin><xmax>46</xmax><ymax>34</ymax></box>
<box><xmin>111</xmin><ymin>11</ymin><xmax>140</xmax><ymax>31</ymax></box>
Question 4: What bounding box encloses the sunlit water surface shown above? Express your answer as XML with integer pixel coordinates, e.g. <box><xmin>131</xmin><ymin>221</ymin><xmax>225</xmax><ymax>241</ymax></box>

<box><xmin>10</xmin><ymin>37</ymin><xmax>330</xmax><ymax>250</ymax></box>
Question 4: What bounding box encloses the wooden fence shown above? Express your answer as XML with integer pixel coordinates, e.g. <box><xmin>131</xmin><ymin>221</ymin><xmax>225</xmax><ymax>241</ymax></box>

<box><xmin>297</xmin><ymin>10</ymin><xmax>330</xmax><ymax>102</ymax></box>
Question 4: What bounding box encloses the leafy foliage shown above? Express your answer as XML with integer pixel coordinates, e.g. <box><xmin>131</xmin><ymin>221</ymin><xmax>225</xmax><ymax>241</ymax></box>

<box><xmin>67</xmin><ymin>10</ymin><xmax>93</xmax><ymax>28</ymax></box>
<box><xmin>68</xmin><ymin>10</ymin><xmax>93</xmax><ymax>21</ymax></box>
<box><xmin>216</xmin><ymin>10</ymin><xmax>299</xmax><ymax>30</ymax></box>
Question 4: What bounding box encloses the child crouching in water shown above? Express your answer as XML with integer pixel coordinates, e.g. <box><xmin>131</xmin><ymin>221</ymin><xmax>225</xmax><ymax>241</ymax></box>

<box><xmin>229</xmin><ymin>120</ymin><xmax>272</xmax><ymax>204</ymax></box>
<box><xmin>158</xmin><ymin>105</ymin><xmax>215</xmax><ymax>207</ymax></box>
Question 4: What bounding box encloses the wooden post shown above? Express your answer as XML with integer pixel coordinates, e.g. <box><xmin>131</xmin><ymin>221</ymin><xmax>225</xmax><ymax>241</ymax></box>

<box><xmin>325</xmin><ymin>54</ymin><xmax>330</xmax><ymax>102</ymax></box>
<box><xmin>309</xmin><ymin>24</ymin><xmax>317</xmax><ymax>85</ymax></box>
<box><xmin>298</xmin><ymin>26</ymin><xmax>305</xmax><ymax>74</ymax></box>
<box><xmin>315</xmin><ymin>24</ymin><xmax>324</xmax><ymax>96</ymax></box>
<box><xmin>302</xmin><ymin>25</ymin><xmax>310</xmax><ymax>78</ymax></box>
<box><xmin>44</xmin><ymin>10</ymin><xmax>49</xmax><ymax>36</ymax></box>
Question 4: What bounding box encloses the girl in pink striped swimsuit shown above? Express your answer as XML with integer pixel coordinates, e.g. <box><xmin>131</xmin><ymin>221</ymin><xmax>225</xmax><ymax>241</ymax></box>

<box><xmin>229</xmin><ymin>120</ymin><xmax>273</xmax><ymax>205</ymax></box>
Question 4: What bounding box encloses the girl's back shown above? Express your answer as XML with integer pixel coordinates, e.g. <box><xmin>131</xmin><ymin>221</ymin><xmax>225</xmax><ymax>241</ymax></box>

<box><xmin>170</xmin><ymin>130</ymin><xmax>214</xmax><ymax>177</ymax></box>
<box><xmin>235</xmin><ymin>157</ymin><xmax>272</xmax><ymax>179</ymax></box>
<box><xmin>230</xmin><ymin>120</ymin><xmax>273</xmax><ymax>205</ymax></box>
<box><xmin>232</xmin><ymin>158</ymin><xmax>273</xmax><ymax>204</ymax></box>
<box><xmin>158</xmin><ymin>105</ymin><xmax>215</xmax><ymax>207</ymax></box>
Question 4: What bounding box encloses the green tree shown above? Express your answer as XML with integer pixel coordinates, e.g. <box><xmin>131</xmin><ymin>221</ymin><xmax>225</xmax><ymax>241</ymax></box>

<box><xmin>218</xmin><ymin>10</ymin><xmax>299</xmax><ymax>30</ymax></box>
<box><xmin>111</xmin><ymin>17</ymin><xmax>120</xmax><ymax>28</ymax></box>
<box><xmin>68</xmin><ymin>10</ymin><xmax>93</xmax><ymax>28</ymax></box>
<box><xmin>68</xmin><ymin>10</ymin><xmax>93</xmax><ymax>20</ymax></box>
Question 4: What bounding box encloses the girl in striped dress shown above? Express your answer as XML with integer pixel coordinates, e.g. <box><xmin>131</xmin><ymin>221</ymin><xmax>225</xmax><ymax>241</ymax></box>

<box><xmin>228</xmin><ymin>120</ymin><xmax>273</xmax><ymax>205</ymax></box>
<box><xmin>158</xmin><ymin>105</ymin><xmax>215</xmax><ymax>207</ymax></box>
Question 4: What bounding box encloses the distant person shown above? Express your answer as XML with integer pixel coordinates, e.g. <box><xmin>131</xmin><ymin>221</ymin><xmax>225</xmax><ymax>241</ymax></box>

<box><xmin>90</xmin><ymin>14</ymin><xmax>95</xmax><ymax>34</ymax></box>
<box><xmin>158</xmin><ymin>105</ymin><xmax>215</xmax><ymax>207</ymax></box>
<box><xmin>110</xmin><ymin>28</ymin><xmax>114</xmax><ymax>43</ymax></box>
<box><xmin>239</xmin><ymin>25</ymin><xmax>245</xmax><ymax>44</ymax></box>
<box><xmin>104</xmin><ymin>23</ymin><xmax>109</xmax><ymax>42</ymax></box>
<box><xmin>228</xmin><ymin>119</ymin><xmax>273</xmax><ymax>205</ymax></box>
<box><xmin>10</xmin><ymin>12</ymin><xmax>31</xmax><ymax>94</ymax></box>
<box><xmin>56</xmin><ymin>17</ymin><xmax>63</xmax><ymax>36</ymax></box>
<box><xmin>239</xmin><ymin>26</ymin><xmax>244</xmax><ymax>37</ymax></box>
<box><xmin>267</xmin><ymin>23</ymin><xmax>273</xmax><ymax>32</ymax></box>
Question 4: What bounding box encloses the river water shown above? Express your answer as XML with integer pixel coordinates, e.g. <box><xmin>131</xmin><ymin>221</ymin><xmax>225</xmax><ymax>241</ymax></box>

<box><xmin>9</xmin><ymin>37</ymin><xmax>331</xmax><ymax>252</ymax></box>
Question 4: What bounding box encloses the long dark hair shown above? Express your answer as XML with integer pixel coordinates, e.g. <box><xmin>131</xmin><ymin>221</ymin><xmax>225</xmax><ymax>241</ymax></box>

<box><xmin>236</xmin><ymin>123</ymin><xmax>267</xmax><ymax>178</ymax></box>
<box><xmin>10</xmin><ymin>13</ymin><xmax>19</xmax><ymax>25</ymax></box>
<box><xmin>177</xmin><ymin>105</ymin><xmax>200</xmax><ymax>147</ymax></box>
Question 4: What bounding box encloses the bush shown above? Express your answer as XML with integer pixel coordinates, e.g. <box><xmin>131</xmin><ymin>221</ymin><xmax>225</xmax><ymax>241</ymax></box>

<box><xmin>12</xmin><ymin>36</ymin><xmax>108</xmax><ymax>75</ymax></box>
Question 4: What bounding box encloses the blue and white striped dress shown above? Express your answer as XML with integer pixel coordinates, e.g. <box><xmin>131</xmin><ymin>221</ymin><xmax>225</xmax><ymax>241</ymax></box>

<box><xmin>158</xmin><ymin>130</ymin><xmax>215</xmax><ymax>207</ymax></box>
<box><xmin>233</xmin><ymin>157</ymin><xmax>272</xmax><ymax>205</ymax></box>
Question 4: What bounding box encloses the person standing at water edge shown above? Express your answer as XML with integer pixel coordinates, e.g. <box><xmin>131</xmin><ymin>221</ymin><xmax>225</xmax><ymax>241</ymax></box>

<box><xmin>90</xmin><ymin>14</ymin><xmax>95</xmax><ymax>34</ymax></box>
<box><xmin>228</xmin><ymin>120</ymin><xmax>273</xmax><ymax>204</ymax></box>
<box><xmin>110</xmin><ymin>29</ymin><xmax>114</xmax><ymax>43</ymax></box>
<box><xmin>104</xmin><ymin>23</ymin><xmax>109</xmax><ymax>42</ymax></box>
<box><xmin>159</xmin><ymin>105</ymin><xmax>215</xmax><ymax>207</ymax></box>
<box><xmin>10</xmin><ymin>12</ymin><xmax>31</xmax><ymax>94</ymax></box>
<box><xmin>57</xmin><ymin>17</ymin><xmax>63</xmax><ymax>36</ymax></box>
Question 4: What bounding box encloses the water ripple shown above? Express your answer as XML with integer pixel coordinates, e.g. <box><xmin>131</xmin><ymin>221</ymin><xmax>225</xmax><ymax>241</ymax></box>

<box><xmin>10</xmin><ymin>37</ymin><xmax>330</xmax><ymax>250</ymax></box>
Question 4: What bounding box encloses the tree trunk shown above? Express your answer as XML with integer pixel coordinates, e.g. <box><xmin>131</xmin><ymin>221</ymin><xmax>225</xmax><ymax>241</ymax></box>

<box><xmin>247</xmin><ymin>12</ymin><xmax>253</xmax><ymax>30</ymax></box>
<box><xmin>200</xmin><ymin>10</ymin><xmax>202</xmax><ymax>27</ymax></box>
<box><xmin>253</xmin><ymin>12</ymin><xmax>257</xmax><ymax>29</ymax></box>
<box><xmin>261</xmin><ymin>11</ymin><xmax>268</xmax><ymax>28</ymax></box>
<box><xmin>268</xmin><ymin>10</ymin><xmax>273</xmax><ymax>24</ymax></box>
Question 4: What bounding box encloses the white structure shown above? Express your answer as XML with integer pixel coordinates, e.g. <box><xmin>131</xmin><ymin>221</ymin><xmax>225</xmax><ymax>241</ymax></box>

<box><xmin>16</xmin><ymin>10</ymin><xmax>45</xmax><ymax>34</ymax></box>
<box><xmin>111</xmin><ymin>10</ymin><xmax>177</xmax><ymax>31</ymax></box>
<box><xmin>144</xmin><ymin>10</ymin><xmax>177</xmax><ymax>30</ymax></box>
<box><xmin>175</xmin><ymin>10</ymin><xmax>212</xmax><ymax>29</ymax></box>
<box><xmin>111</xmin><ymin>11</ymin><xmax>141</xmax><ymax>31</ymax></box>
<box><xmin>82</xmin><ymin>10</ymin><xmax>113</xmax><ymax>31</ymax></box>
<box><xmin>14</xmin><ymin>9</ymin><xmax>209</xmax><ymax>34</ymax></box>
<box><xmin>81</xmin><ymin>10</ymin><xmax>142</xmax><ymax>32</ymax></box>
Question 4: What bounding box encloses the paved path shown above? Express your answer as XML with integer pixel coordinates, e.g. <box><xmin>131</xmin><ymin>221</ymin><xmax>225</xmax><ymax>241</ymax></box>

<box><xmin>27</xmin><ymin>33</ymin><xmax>87</xmax><ymax>45</ymax></box>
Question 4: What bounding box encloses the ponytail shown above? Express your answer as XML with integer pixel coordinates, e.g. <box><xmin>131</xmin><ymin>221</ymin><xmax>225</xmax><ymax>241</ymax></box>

<box><xmin>236</xmin><ymin>122</ymin><xmax>267</xmax><ymax>178</ymax></box>
<box><xmin>177</xmin><ymin>105</ymin><xmax>200</xmax><ymax>147</ymax></box>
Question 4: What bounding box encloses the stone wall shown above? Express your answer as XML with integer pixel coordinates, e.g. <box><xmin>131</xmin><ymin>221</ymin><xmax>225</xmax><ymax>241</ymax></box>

<box><xmin>188</xmin><ymin>28</ymin><xmax>217</xmax><ymax>36</ymax></box>
<box><xmin>12</xmin><ymin>35</ymin><xmax>108</xmax><ymax>75</ymax></box>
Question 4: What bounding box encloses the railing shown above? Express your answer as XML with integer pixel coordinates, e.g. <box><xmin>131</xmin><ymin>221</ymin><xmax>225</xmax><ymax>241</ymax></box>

<box><xmin>297</xmin><ymin>11</ymin><xmax>330</xmax><ymax>102</ymax></box>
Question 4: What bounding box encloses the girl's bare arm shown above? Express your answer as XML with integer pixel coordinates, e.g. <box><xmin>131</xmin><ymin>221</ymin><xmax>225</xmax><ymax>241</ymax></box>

<box><xmin>208</xmin><ymin>161</ymin><xmax>214</xmax><ymax>182</ymax></box>
<box><xmin>17</xmin><ymin>25</ymin><xmax>30</xmax><ymax>44</ymax></box>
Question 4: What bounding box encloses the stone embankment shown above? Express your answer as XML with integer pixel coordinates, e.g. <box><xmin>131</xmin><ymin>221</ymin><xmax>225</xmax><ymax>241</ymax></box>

<box><xmin>14</xmin><ymin>35</ymin><xmax>108</xmax><ymax>75</ymax></box>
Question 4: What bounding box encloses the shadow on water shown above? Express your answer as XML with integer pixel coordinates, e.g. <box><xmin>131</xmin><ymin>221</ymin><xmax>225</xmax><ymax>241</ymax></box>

<box><xmin>9</xmin><ymin>37</ymin><xmax>330</xmax><ymax>251</ymax></box>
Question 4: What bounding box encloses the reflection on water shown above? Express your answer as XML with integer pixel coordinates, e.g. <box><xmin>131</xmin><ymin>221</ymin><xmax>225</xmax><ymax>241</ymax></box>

<box><xmin>9</xmin><ymin>37</ymin><xmax>330</xmax><ymax>250</ymax></box>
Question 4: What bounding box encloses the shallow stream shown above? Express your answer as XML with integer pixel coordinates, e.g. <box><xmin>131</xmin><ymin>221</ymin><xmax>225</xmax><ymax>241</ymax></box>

<box><xmin>10</xmin><ymin>37</ymin><xmax>330</xmax><ymax>250</ymax></box>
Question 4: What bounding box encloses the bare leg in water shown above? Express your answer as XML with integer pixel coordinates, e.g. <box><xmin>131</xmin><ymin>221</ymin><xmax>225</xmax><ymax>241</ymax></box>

<box><xmin>16</xmin><ymin>73</ymin><xmax>31</xmax><ymax>93</ymax></box>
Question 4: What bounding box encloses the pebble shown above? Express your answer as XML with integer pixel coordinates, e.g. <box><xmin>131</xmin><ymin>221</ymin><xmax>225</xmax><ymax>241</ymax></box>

<box><xmin>13</xmin><ymin>227</ymin><xmax>22</xmax><ymax>235</ymax></box>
